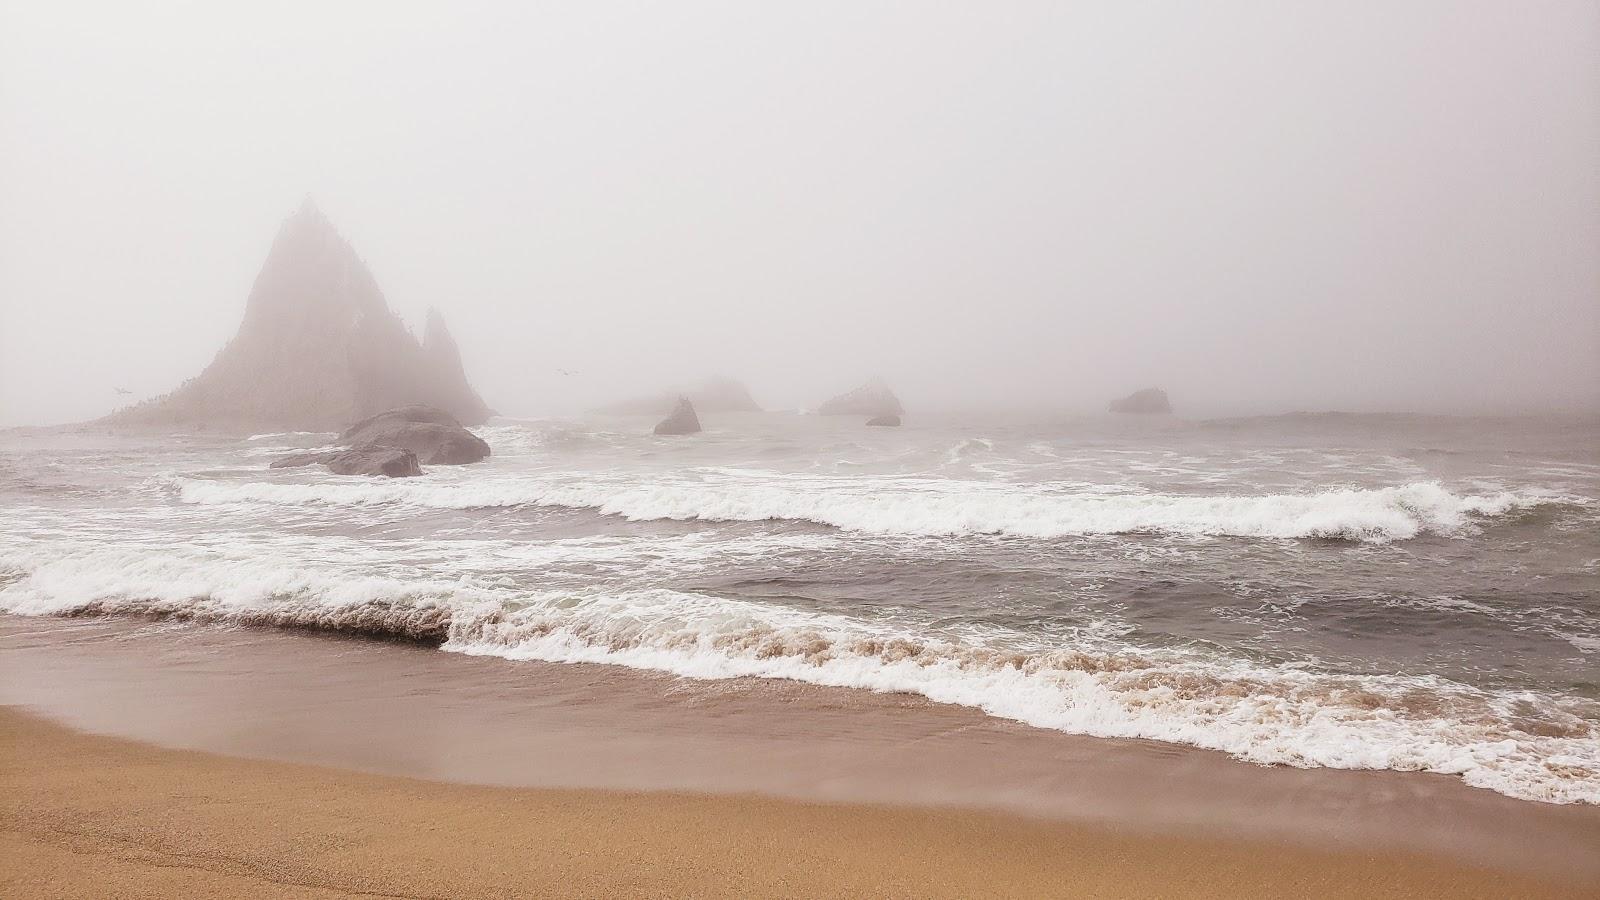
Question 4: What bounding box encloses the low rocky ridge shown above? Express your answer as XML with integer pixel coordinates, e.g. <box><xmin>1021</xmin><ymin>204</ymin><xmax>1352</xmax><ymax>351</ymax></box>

<box><xmin>818</xmin><ymin>378</ymin><xmax>904</xmax><ymax>419</ymax></box>
<box><xmin>271</xmin><ymin>405</ymin><xmax>488</xmax><ymax>476</ymax></box>
<box><xmin>653</xmin><ymin>397</ymin><xmax>702</xmax><ymax>435</ymax></box>
<box><xmin>1109</xmin><ymin>388</ymin><xmax>1173</xmax><ymax>414</ymax></box>
<box><xmin>865</xmin><ymin>414</ymin><xmax>901</xmax><ymax>427</ymax></box>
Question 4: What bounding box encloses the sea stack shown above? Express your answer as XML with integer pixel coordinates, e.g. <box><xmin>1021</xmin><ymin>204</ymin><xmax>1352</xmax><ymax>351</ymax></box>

<box><xmin>653</xmin><ymin>396</ymin><xmax>702</xmax><ymax>435</ymax></box>
<box><xmin>105</xmin><ymin>199</ymin><xmax>492</xmax><ymax>432</ymax></box>
<box><xmin>1109</xmin><ymin>388</ymin><xmax>1173</xmax><ymax>414</ymax></box>
<box><xmin>817</xmin><ymin>378</ymin><xmax>904</xmax><ymax>418</ymax></box>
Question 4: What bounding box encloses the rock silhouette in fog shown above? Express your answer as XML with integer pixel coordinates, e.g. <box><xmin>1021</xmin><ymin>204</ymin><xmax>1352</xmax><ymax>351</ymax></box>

<box><xmin>1109</xmin><ymin>388</ymin><xmax>1173</xmax><ymax>415</ymax></box>
<box><xmin>600</xmin><ymin>375</ymin><xmax>761</xmax><ymax>416</ymax></box>
<box><xmin>653</xmin><ymin>396</ymin><xmax>702</xmax><ymax>435</ymax></box>
<box><xmin>865</xmin><ymin>414</ymin><xmax>901</xmax><ymax>427</ymax></box>
<box><xmin>105</xmin><ymin>200</ymin><xmax>492</xmax><ymax>432</ymax></box>
<box><xmin>817</xmin><ymin>378</ymin><xmax>903</xmax><ymax>418</ymax></box>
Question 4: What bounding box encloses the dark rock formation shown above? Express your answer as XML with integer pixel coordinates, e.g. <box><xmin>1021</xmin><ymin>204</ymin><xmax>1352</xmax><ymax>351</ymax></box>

<box><xmin>340</xmin><ymin>404</ymin><xmax>464</xmax><ymax>439</ymax></box>
<box><xmin>270</xmin><ymin>405</ymin><xmax>488</xmax><ymax>474</ymax></box>
<box><xmin>326</xmin><ymin>448</ymin><xmax>423</xmax><ymax>477</ymax></box>
<box><xmin>653</xmin><ymin>397</ymin><xmax>702</xmax><ymax>435</ymax></box>
<box><xmin>341</xmin><ymin>406</ymin><xmax>490</xmax><ymax>464</ymax></box>
<box><xmin>269</xmin><ymin>447</ymin><xmax>421</xmax><ymax>478</ymax></box>
<box><xmin>865</xmin><ymin>414</ymin><xmax>901</xmax><ymax>427</ymax></box>
<box><xmin>600</xmin><ymin>376</ymin><xmax>761</xmax><ymax>416</ymax></box>
<box><xmin>105</xmin><ymin>199</ymin><xmax>491</xmax><ymax>432</ymax></box>
<box><xmin>817</xmin><ymin>378</ymin><xmax>904</xmax><ymax>418</ymax></box>
<box><xmin>1109</xmin><ymin>388</ymin><xmax>1173</xmax><ymax>415</ymax></box>
<box><xmin>269</xmin><ymin>450</ymin><xmax>340</xmax><ymax>469</ymax></box>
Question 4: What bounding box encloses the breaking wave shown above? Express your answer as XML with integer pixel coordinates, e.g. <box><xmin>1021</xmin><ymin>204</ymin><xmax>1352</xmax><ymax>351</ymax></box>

<box><xmin>2</xmin><ymin>544</ymin><xmax>1596</xmax><ymax>805</ymax></box>
<box><xmin>173</xmin><ymin>475</ymin><xmax>1557</xmax><ymax>543</ymax></box>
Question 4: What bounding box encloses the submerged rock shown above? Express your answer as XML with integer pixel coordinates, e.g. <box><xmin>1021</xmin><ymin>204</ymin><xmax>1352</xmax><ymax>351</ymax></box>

<box><xmin>1109</xmin><ymin>388</ymin><xmax>1173</xmax><ymax>415</ymax></box>
<box><xmin>865</xmin><ymin>414</ymin><xmax>902</xmax><ymax>427</ymax></box>
<box><xmin>341</xmin><ymin>406</ymin><xmax>490</xmax><ymax>464</ymax></box>
<box><xmin>653</xmin><ymin>396</ymin><xmax>702</xmax><ymax>435</ymax></box>
<box><xmin>817</xmin><ymin>378</ymin><xmax>903</xmax><ymax>418</ymax></box>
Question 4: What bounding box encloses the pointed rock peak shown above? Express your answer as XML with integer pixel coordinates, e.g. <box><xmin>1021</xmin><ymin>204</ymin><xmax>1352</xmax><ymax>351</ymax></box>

<box><xmin>104</xmin><ymin>199</ymin><xmax>495</xmax><ymax>432</ymax></box>
<box><xmin>274</xmin><ymin>195</ymin><xmax>347</xmax><ymax>248</ymax></box>
<box><xmin>423</xmin><ymin>307</ymin><xmax>452</xmax><ymax>344</ymax></box>
<box><xmin>654</xmin><ymin>395</ymin><xmax>702</xmax><ymax>435</ymax></box>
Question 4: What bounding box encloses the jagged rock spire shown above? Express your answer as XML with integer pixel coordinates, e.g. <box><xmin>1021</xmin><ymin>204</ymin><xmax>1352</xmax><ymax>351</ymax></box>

<box><xmin>106</xmin><ymin>202</ymin><xmax>492</xmax><ymax>431</ymax></box>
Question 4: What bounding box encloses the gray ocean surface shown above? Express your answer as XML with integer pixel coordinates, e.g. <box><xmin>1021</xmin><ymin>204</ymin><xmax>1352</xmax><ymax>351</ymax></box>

<box><xmin>2</xmin><ymin>412</ymin><xmax>1597</xmax><ymax>804</ymax></box>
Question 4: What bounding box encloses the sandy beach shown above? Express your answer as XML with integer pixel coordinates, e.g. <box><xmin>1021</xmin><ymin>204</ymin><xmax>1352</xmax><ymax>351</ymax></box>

<box><xmin>3</xmin><ymin>616</ymin><xmax>1599</xmax><ymax>898</ymax></box>
<box><xmin>7</xmin><ymin>707</ymin><xmax>1597</xmax><ymax>899</ymax></box>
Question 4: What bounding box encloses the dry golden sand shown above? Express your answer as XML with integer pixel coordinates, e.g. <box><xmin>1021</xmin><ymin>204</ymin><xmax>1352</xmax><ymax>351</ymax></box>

<box><xmin>3</xmin><ymin>708</ymin><xmax>1593</xmax><ymax>899</ymax></box>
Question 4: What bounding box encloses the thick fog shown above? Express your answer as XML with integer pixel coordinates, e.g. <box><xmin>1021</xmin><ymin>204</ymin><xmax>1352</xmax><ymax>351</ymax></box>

<box><xmin>2</xmin><ymin>1</ymin><xmax>1596</xmax><ymax>426</ymax></box>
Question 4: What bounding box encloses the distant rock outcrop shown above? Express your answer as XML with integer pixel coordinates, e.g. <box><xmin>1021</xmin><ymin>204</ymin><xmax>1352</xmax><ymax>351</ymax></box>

<box><xmin>817</xmin><ymin>378</ymin><xmax>903</xmax><ymax>418</ymax></box>
<box><xmin>1109</xmin><ymin>388</ymin><xmax>1173</xmax><ymax>414</ymax></box>
<box><xmin>105</xmin><ymin>200</ymin><xmax>492</xmax><ymax>432</ymax></box>
<box><xmin>653</xmin><ymin>397</ymin><xmax>702</xmax><ymax>435</ymax></box>
<box><xmin>865</xmin><ymin>414</ymin><xmax>901</xmax><ymax>427</ymax></box>
<box><xmin>600</xmin><ymin>376</ymin><xmax>761</xmax><ymax>416</ymax></box>
<box><xmin>340</xmin><ymin>406</ymin><xmax>490</xmax><ymax>464</ymax></box>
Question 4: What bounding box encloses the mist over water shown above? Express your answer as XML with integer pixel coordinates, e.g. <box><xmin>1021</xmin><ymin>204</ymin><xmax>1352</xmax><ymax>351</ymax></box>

<box><xmin>3</xmin><ymin>1</ymin><xmax>1598</xmax><ymax>425</ymax></box>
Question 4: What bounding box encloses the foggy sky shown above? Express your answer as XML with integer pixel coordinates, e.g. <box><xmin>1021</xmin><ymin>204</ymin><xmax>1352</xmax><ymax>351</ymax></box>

<box><xmin>2</xmin><ymin>0</ymin><xmax>1597</xmax><ymax>426</ymax></box>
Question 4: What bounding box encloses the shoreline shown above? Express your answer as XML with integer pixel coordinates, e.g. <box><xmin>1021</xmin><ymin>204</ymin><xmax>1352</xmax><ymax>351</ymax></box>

<box><xmin>4</xmin><ymin>614</ymin><xmax>1599</xmax><ymax>886</ymax></box>
<box><xmin>5</xmin><ymin>706</ymin><xmax>1594</xmax><ymax>899</ymax></box>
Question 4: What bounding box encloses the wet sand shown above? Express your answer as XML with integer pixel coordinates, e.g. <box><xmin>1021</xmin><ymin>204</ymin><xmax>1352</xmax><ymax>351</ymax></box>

<box><xmin>3</xmin><ymin>615</ymin><xmax>1599</xmax><ymax>897</ymax></box>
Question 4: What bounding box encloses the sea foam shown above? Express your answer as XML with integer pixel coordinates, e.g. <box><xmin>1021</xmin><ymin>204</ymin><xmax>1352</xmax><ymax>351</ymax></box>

<box><xmin>174</xmin><ymin>474</ymin><xmax>1551</xmax><ymax>543</ymax></box>
<box><xmin>3</xmin><ymin>543</ymin><xmax>1596</xmax><ymax>805</ymax></box>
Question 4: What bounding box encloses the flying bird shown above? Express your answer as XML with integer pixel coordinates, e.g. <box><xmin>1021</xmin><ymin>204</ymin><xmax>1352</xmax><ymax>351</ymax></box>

<box><xmin>556</xmin><ymin>368</ymin><xmax>580</xmax><ymax>377</ymax></box>
<box><xmin>114</xmin><ymin>387</ymin><xmax>132</xmax><ymax>396</ymax></box>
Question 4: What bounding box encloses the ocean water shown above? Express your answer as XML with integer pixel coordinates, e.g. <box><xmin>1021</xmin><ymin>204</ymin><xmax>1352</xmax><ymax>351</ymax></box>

<box><xmin>2</xmin><ymin>412</ymin><xmax>1597</xmax><ymax>804</ymax></box>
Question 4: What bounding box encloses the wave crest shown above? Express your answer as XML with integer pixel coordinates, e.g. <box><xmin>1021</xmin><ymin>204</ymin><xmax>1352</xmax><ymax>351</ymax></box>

<box><xmin>175</xmin><ymin>476</ymin><xmax>1557</xmax><ymax>543</ymax></box>
<box><xmin>4</xmin><ymin>546</ymin><xmax>1596</xmax><ymax>805</ymax></box>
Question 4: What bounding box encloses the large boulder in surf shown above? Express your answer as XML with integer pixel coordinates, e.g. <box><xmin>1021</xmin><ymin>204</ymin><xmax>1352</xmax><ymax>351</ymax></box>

<box><xmin>326</xmin><ymin>447</ymin><xmax>422</xmax><ymax>477</ymax></box>
<box><xmin>600</xmin><ymin>375</ymin><xmax>761</xmax><ymax>416</ymax></box>
<box><xmin>102</xmin><ymin>198</ymin><xmax>492</xmax><ymax>432</ymax></box>
<box><xmin>269</xmin><ymin>447</ymin><xmax>421</xmax><ymax>477</ymax></box>
<box><xmin>341</xmin><ymin>406</ymin><xmax>490</xmax><ymax>464</ymax></box>
<box><xmin>865</xmin><ymin>414</ymin><xmax>901</xmax><ymax>427</ymax></box>
<box><xmin>269</xmin><ymin>450</ymin><xmax>340</xmax><ymax>469</ymax></box>
<box><xmin>1109</xmin><ymin>388</ymin><xmax>1173</xmax><ymax>415</ymax></box>
<box><xmin>817</xmin><ymin>378</ymin><xmax>903</xmax><ymax>418</ymax></box>
<box><xmin>653</xmin><ymin>397</ymin><xmax>702</xmax><ymax>435</ymax></box>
